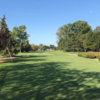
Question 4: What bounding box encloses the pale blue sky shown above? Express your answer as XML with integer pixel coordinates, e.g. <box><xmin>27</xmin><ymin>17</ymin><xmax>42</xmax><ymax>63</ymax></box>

<box><xmin>0</xmin><ymin>0</ymin><xmax>100</xmax><ymax>46</ymax></box>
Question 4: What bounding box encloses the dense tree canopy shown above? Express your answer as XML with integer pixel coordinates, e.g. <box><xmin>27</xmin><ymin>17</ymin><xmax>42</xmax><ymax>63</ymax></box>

<box><xmin>11</xmin><ymin>25</ymin><xmax>29</xmax><ymax>53</ymax></box>
<box><xmin>56</xmin><ymin>20</ymin><xmax>100</xmax><ymax>52</ymax></box>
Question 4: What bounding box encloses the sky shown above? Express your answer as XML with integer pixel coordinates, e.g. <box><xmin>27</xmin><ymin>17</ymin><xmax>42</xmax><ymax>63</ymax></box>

<box><xmin>0</xmin><ymin>0</ymin><xmax>100</xmax><ymax>46</ymax></box>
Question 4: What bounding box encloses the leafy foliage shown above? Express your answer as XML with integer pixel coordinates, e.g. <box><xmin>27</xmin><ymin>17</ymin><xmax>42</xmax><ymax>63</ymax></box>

<box><xmin>56</xmin><ymin>20</ymin><xmax>100</xmax><ymax>52</ymax></box>
<box><xmin>11</xmin><ymin>25</ymin><xmax>29</xmax><ymax>53</ymax></box>
<box><xmin>78</xmin><ymin>53</ymin><xmax>86</xmax><ymax>57</ymax></box>
<box><xmin>30</xmin><ymin>44</ymin><xmax>38</xmax><ymax>51</ymax></box>
<box><xmin>85</xmin><ymin>54</ymin><xmax>96</xmax><ymax>59</ymax></box>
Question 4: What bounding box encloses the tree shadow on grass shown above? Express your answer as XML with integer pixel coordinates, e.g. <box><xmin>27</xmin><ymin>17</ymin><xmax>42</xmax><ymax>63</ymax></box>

<box><xmin>0</xmin><ymin>62</ymin><xmax>100</xmax><ymax>100</ymax></box>
<box><xmin>14</xmin><ymin>55</ymin><xmax>47</xmax><ymax>58</ymax></box>
<box><xmin>4</xmin><ymin>55</ymin><xmax>47</xmax><ymax>64</ymax></box>
<box><xmin>0</xmin><ymin>56</ymin><xmax>46</xmax><ymax>95</ymax></box>
<box><xmin>0</xmin><ymin>66</ymin><xmax>10</xmax><ymax>92</ymax></box>
<box><xmin>6</xmin><ymin>58</ymin><xmax>46</xmax><ymax>63</ymax></box>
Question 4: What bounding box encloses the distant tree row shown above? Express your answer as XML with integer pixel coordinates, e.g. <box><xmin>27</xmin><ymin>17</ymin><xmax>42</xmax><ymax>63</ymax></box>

<box><xmin>0</xmin><ymin>15</ymin><xmax>30</xmax><ymax>57</ymax></box>
<box><xmin>56</xmin><ymin>20</ymin><xmax>100</xmax><ymax>52</ymax></box>
<box><xmin>30</xmin><ymin>44</ymin><xmax>57</xmax><ymax>51</ymax></box>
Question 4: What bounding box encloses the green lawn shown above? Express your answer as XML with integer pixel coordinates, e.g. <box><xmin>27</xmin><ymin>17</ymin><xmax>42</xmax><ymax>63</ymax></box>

<box><xmin>63</xmin><ymin>51</ymin><xmax>85</xmax><ymax>54</ymax></box>
<box><xmin>0</xmin><ymin>51</ymin><xmax>100</xmax><ymax>100</ymax></box>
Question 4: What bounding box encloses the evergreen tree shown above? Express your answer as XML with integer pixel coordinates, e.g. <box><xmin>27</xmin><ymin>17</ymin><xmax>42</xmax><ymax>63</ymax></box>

<box><xmin>0</xmin><ymin>15</ymin><xmax>12</xmax><ymax>57</ymax></box>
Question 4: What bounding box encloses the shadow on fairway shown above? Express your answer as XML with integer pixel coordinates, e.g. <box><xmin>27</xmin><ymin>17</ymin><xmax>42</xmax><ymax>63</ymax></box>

<box><xmin>0</xmin><ymin>56</ymin><xmax>46</xmax><ymax>93</ymax></box>
<box><xmin>6</xmin><ymin>58</ymin><xmax>46</xmax><ymax>63</ymax></box>
<box><xmin>14</xmin><ymin>55</ymin><xmax>47</xmax><ymax>57</ymax></box>
<box><xmin>0</xmin><ymin>66</ymin><xmax>10</xmax><ymax>92</ymax></box>
<box><xmin>1</xmin><ymin>61</ymin><xmax>100</xmax><ymax>100</ymax></box>
<box><xmin>4</xmin><ymin>55</ymin><xmax>47</xmax><ymax>64</ymax></box>
<box><xmin>0</xmin><ymin>62</ymin><xmax>100</xmax><ymax>100</ymax></box>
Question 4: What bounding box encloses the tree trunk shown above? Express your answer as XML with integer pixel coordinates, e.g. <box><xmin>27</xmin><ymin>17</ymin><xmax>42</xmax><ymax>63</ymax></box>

<box><xmin>99</xmin><ymin>48</ymin><xmax>100</xmax><ymax>52</ymax></box>
<box><xmin>20</xmin><ymin>49</ymin><xmax>21</xmax><ymax>53</ymax></box>
<box><xmin>85</xmin><ymin>49</ymin><xmax>87</xmax><ymax>52</ymax></box>
<box><xmin>7</xmin><ymin>46</ymin><xmax>12</xmax><ymax>57</ymax></box>
<box><xmin>20</xmin><ymin>43</ymin><xmax>22</xmax><ymax>53</ymax></box>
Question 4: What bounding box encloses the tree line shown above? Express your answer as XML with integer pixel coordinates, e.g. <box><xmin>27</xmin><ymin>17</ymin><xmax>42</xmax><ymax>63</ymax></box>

<box><xmin>56</xmin><ymin>20</ymin><xmax>100</xmax><ymax>52</ymax></box>
<box><xmin>0</xmin><ymin>15</ymin><xmax>57</xmax><ymax>57</ymax></box>
<box><xmin>31</xmin><ymin>44</ymin><xmax>57</xmax><ymax>51</ymax></box>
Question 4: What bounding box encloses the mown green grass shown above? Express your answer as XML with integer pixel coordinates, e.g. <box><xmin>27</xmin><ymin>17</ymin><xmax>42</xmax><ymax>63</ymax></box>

<box><xmin>0</xmin><ymin>51</ymin><xmax>100</xmax><ymax>100</ymax></box>
<box><xmin>63</xmin><ymin>51</ymin><xmax>85</xmax><ymax>54</ymax></box>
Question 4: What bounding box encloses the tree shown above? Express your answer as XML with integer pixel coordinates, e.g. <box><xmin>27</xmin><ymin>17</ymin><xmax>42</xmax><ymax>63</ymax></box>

<box><xmin>94</xmin><ymin>26</ymin><xmax>100</xmax><ymax>32</ymax></box>
<box><xmin>82</xmin><ymin>31</ymin><xmax>93</xmax><ymax>51</ymax></box>
<box><xmin>73</xmin><ymin>21</ymin><xmax>91</xmax><ymax>51</ymax></box>
<box><xmin>49</xmin><ymin>45</ymin><xmax>55</xmax><ymax>49</ymax></box>
<box><xmin>22</xmin><ymin>41</ymin><xmax>31</xmax><ymax>52</ymax></box>
<box><xmin>12</xmin><ymin>25</ymin><xmax>29</xmax><ymax>53</ymax></box>
<box><xmin>31</xmin><ymin>44</ymin><xmax>38</xmax><ymax>51</ymax></box>
<box><xmin>92</xmin><ymin>31</ymin><xmax>100</xmax><ymax>51</ymax></box>
<box><xmin>56</xmin><ymin>20</ymin><xmax>91</xmax><ymax>52</ymax></box>
<box><xmin>0</xmin><ymin>15</ymin><xmax>12</xmax><ymax>57</ymax></box>
<box><xmin>38</xmin><ymin>44</ymin><xmax>43</xmax><ymax>51</ymax></box>
<box><xmin>83</xmin><ymin>28</ymin><xmax>100</xmax><ymax>52</ymax></box>
<box><xmin>42</xmin><ymin>45</ymin><xmax>49</xmax><ymax>50</ymax></box>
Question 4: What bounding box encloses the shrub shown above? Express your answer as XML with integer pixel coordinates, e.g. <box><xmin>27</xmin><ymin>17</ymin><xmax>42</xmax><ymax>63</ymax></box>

<box><xmin>97</xmin><ymin>55</ymin><xmax>100</xmax><ymax>61</ymax></box>
<box><xmin>85</xmin><ymin>54</ymin><xmax>96</xmax><ymax>59</ymax></box>
<box><xmin>78</xmin><ymin>53</ymin><xmax>96</xmax><ymax>59</ymax></box>
<box><xmin>86</xmin><ymin>52</ymin><xmax>100</xmax><ymax>57</ymax></box>
<box><xmin>23</xmin><ymin>55</ymin><xmax>30</xmax><ymax>58</ymax></box>
<box><xmin>78</xmin><ymin>53</ymin><xmax>86</xmax><ymax>57</ymax></box>
<box><xmin>78</xmin><ymin>53</ymin><xmax>81</xmax><ymax>57</ymax></box>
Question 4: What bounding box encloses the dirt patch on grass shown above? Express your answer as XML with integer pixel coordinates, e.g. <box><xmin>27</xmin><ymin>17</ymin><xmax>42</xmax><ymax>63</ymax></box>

<box><xmin>92</xmin><ymin>58</ymin><xmax>99</xmax><ymax>61</ymax></box>
<box><xmin>67</xmin><ymin>53</ymin><xmax>78</xmax><ymax>56</ymax></box>
<box><xmin>0</xmin><ymin>57</ymin><xmax>17</xmax><ymax>63</ymax></box>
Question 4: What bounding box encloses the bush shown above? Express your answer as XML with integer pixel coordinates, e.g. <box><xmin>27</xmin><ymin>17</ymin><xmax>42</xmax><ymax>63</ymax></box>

<box><xmin>85</xmin><ymin>54</ymin><xmax>96</xmax><ymax>59</ymax></box>
<box><xmin>78</xmin><ymin>53</ymin><xmax>81</xmax><ymax>57</ymax></box>
<box><xmin>78</xmin><ymin>53</ymin><xmax>86</xmax><ymax>57</ymax></box>
<box><xmin>23</xmin><ymin>55</ymin><xmax>30</xmax><ymax>58</ymax></box>
<box><xmin>97</xmin><ymin>55</ymin><xmax>100</xmax><ymax>61</ymax></box>
<box><xmin>78</xmin><ymin>53</ymin><xmax>96</xmax><ymax>59</ymax></box>
<box><xmin>86</xmin><ymin>52</ymin><xmax>100</xmax><ymax>56</ymax></box>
